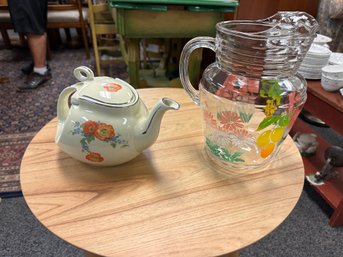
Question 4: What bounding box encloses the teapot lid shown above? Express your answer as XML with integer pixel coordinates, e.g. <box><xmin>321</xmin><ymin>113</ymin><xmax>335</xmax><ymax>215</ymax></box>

<box><xmin>73</xmin><ymin>67</ymin><xmax>138</xmax><ymax>108</ymax></box>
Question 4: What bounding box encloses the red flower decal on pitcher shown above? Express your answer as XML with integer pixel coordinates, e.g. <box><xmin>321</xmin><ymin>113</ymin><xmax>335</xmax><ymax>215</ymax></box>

<box><xmin>217</xmin><ymin>111</ymin><xmax>244</xmax><ymax>131</ymax></box>
<box><xmin>203</xmin><ymin>110</ymin><xmax>217</xmax><ymax>128</ymax></box>
<box><xmin>103</xmin><ymin>82</ymin><xmax>122</xmax><ymax>92</ymax></box>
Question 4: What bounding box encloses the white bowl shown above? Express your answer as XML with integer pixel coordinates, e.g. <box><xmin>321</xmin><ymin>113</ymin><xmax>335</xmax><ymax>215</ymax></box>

<box><xmin>313</xmin><ymin>34</ymin><xmax>332</xmax><ymax>45</ymax></box>
<box><xmin>321</xmin><ymin>74</ymin><xmax>343</xmax><ymax>91</ymax></box>
<box><xmin>321</xmin><ymin>64</ymin><xmax>343</xmax><ymax>79</ymax></box>
<box><xmin>329</xmin><ymin>52</ymin><xmax>343</xmax><ymax>65</ymax></box>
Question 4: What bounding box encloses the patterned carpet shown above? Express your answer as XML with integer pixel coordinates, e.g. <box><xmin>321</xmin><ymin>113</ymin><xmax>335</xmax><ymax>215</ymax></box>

<box><xmin>0</xmin><ymin>45</ymin><xmax>128</xmax><ymax>194</ymax></box>
<box><xmin>0</xmin><ymin>132</ymin><xmax>36</xmax><ymax>193</ymax></box>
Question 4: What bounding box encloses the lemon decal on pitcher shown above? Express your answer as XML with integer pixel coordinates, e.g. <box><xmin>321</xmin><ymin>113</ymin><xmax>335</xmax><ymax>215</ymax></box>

<box><xmin>256</xmin><ymin>80</ymin><xmax>289</xmax><ymax>158</ymax></box>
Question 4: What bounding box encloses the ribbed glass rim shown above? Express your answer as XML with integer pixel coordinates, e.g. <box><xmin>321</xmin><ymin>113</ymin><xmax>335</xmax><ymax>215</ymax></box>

<box><xmin>216</xmin><ymin>20</ymin><xmax>312</xmax><ymax>40</ymax></box>
<box><xmin>216</xmin><ymin>11</ymin><xmax>319</xmax><ymax>40</ymax></box>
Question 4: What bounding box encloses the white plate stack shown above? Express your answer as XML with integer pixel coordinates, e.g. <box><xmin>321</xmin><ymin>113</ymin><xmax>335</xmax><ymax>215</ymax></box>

<box><xmin>299</xmin><ymin>44</ymin><xmax>332</xmax><ymax>80</ymax></box>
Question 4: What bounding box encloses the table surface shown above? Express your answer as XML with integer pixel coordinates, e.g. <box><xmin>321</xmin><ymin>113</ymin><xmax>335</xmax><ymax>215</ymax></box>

<box><xmin>20</xmin><ymin>88</ymin><xmax>304</xmax><ymax>257</ymax></box>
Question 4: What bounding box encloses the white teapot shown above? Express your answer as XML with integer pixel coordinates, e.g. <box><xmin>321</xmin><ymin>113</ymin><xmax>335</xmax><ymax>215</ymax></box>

<box><xmin>55</xmin><ymin>66</ymin><xmax>179</xmax><ymax>166</ymax></box>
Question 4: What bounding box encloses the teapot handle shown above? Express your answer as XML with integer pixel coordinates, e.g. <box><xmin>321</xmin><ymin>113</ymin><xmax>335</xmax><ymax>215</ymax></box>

<box><xmin>57</xmin><ymin>86</ymin><xmax>77</xmax><ymax>123</ymax></box>
<box><xmin>179</xmin><ymin>36</ymin><xmax>215</xmax><ymax>105</ymax></box>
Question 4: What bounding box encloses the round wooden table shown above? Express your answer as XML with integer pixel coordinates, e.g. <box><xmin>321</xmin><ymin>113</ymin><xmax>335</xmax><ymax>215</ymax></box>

<box><xmin>20</xmin><ymin>88</ymin><xmax>304</xmax><ymax>257</ymax></box>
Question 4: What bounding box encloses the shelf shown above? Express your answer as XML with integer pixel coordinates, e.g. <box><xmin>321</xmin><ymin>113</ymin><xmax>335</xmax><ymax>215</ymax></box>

<box><xmin>305</xmin><ymin>80</ymin><xmax>343</xmax><ymax>135</ymax></box>
<box><xmin>290</xmin><ymin>118</ymin><xmax>343</xmax><ymax>226</ymax></box>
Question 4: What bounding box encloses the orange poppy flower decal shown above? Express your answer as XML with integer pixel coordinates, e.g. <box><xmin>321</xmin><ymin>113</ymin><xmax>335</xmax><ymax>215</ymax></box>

<box><xmin>95</xmin><ymin>123</ymin><xmax>115</xmax><ymax>140</ymax></box>
<box><xmin>71</xmin><ymin>120</ymin><xmax>128</xmax><ymax>163</ymax></box>
<box><xmin>86</xmin><ymin>152</ymin><xmax>104</xmax><ymax>162</ymax></box>
<box><xmin>103</xmin><ymin>82</ymin><xmax>122</xmax><ymax>92</ymax></box>
<box><xmin>83</xmin><ymin>120</ymin><xmax>98</xmax><ymax>135</ymax></box>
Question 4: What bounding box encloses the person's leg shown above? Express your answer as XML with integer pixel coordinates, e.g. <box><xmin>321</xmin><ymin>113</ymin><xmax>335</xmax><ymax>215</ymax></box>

<box><xmin>9</xmin><ymin>0</ymin><xmax>51</xmax><ymax>89</ymax></box>
<box><xmin>21</xmin><ymin>33</ymin><xmax>51</xmax><ymax>75</ymax></box>
<box><xmin>27</xmin><ymin>33</ymin><xmax>47</xmax><ymax>68</ymax></box>
<box><xmin>19</xmin><ymin>32</ymin><xmax>51</xmax><ymax>89</ymax></box>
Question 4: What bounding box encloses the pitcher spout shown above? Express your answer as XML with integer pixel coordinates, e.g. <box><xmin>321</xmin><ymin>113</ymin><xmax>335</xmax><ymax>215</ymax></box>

<box><xmin>135</xmin><ymin>98</ymin><xmax>180</xmax><ymax>152</ymax></box>
<box><xmin>262</xmin><ymin>11</ymin><xmax>319</xmax><ymax>37</ymax></box>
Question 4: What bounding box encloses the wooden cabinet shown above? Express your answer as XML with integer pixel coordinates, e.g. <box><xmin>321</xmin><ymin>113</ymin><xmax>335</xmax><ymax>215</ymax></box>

<box><xmin>234</xmin><ymin>0</ymin><xmax>319</xmax><ymax>20</ymax></box>
<box><xmin>290</xmin><ymin>80</ymin><xmax>343</xmax><ymax>227</ymax></box>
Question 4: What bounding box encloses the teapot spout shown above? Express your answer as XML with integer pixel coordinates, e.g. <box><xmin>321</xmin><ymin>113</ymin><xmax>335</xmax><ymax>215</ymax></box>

<box><xmin>135</xmin><ymin>98</ymin><xmax>180</xmax><ymax>152</ymax></box>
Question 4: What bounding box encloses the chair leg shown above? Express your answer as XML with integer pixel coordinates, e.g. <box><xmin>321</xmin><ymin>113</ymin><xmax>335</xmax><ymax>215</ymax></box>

<box><xmin>1</xmin><ymin>29</ymin><xmax>12</xmax><ymax>49</ymax></box>
<box><xmin>126</xmin><ymin>38</ymin><xmax>140</xmax><ymax>88</ymax></box>
<box><xmin>80</xmin><ymin>23</ymin><xmax>90</xmax><ymax>59</ymax></box>
<box><xmin>91</xmin><ymin>33</ymin><xmax>101</xmax><ymax>75</ymax></box>
<box><xmin>118</xmin><ymin>35</ymin><xmax>128</xmax><ymax>65</ymax></box>
<box><xmin>64</xmin><ymin>28</ymin><xmax>72</xmax><ymax>42</ymax></box>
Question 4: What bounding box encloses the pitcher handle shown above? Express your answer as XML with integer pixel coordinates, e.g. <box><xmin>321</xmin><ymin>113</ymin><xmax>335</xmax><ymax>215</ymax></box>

<box><xmin>179</xmin><ymin>36</ymin><xmax>216</xmax><ymax>105</ymax></box>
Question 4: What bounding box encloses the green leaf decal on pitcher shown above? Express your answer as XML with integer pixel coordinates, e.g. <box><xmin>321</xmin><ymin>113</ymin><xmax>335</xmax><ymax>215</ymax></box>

<box><xmin>256</xmin><ymin>115</ymin><xmax>279</xmax><ymax>131</ymax></box>
<box><xmin>260</xmin><ymin>79</ymin><xmax>282</xmax><ymax>106</ymax></box>
<box><xmin>206</xmin><ymin>138</ymin><xmax>245</xmax><ymax>163</ymax></box>
<box><xmin>239</xmin><ymin>111</ymin><xmax>253</xmax><ymax>123</ymax></box>
<box><xmin>277</xmin><ymin>114</ymin><xmax>290</xmax><ymax>127</ymax></box>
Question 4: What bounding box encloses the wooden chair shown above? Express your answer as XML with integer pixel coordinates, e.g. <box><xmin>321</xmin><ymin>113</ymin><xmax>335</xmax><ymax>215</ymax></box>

<box><xmin>87</xmin><ymin>0</ymin><xmax>126</xmax><ymax>75</ymax></box>
<box><xmin>0</xmin><ymin>0</ymin><xmax>90</xmax><ymax>59</ymax></box>
<box><xmin>47</xmin><ymin>0</ymin><xmax>90</xmax><ymax>58</ymax></box>
<box><xmin>0</xmin><ymin>0</ymin><xmax>15</xmax><ymax>48</ymax></box>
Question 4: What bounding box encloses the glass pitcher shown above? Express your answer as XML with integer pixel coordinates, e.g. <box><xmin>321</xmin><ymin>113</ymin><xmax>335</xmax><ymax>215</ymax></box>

<box><xmin>179</xmin><ymin>12</ymin><xmax>319</xmax><ymax>171</ymax></box>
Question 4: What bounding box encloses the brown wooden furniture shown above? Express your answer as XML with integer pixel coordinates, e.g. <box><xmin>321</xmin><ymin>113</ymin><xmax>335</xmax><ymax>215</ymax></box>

<box><xmin>235</xmin><ymin>0</ymin><xmax>319</xmax><ymax>20</ymax></box>
<box><xmin>291</xmin><ymin>80</ymin><xmax>343</xmax><ymax>226</ymax></box>
<box><xmin>20</xmin><ymin>88</ymin><xmax>304</xmax><ymax>257</ymax></box>
<box><xmin>47</xmin><ymin>0</ymin><xmax>90</xmax><ymax>58</ymax></box>
<box><xmin>0</xmin><ymin>0</ymin><xmax>15</xmax><ymax>47</ymax></box>
<box><xmin>305</xmin><ymin>80</ymin><xmax>343</xmax><ymax>135</ymax></box>
<box><xmin>0</xmin><ymin>0</ymin><xmax>89</xmax><ymax>59</ymax></box>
